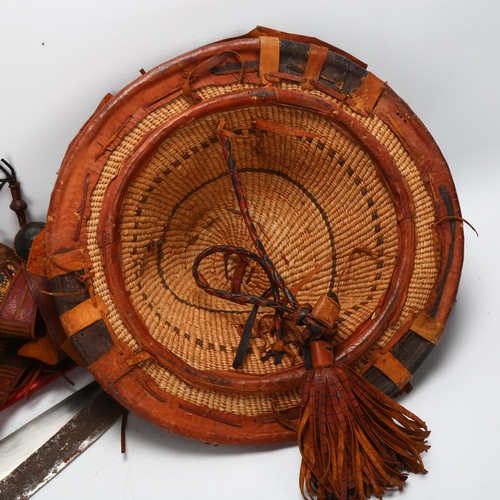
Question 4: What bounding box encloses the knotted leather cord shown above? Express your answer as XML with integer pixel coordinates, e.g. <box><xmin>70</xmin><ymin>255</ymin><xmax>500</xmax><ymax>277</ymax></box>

<box><xmin>192</xmin><ymin>130</ymin><xmax>337</xmax><ymax>368</ymax></box>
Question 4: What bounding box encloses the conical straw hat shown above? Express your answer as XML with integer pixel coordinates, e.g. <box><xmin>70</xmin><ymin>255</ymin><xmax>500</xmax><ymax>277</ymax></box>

<box><xmin>45</xmin><ymin>27</ymin><xmax>463</xmax><ymax>448</ymax></box>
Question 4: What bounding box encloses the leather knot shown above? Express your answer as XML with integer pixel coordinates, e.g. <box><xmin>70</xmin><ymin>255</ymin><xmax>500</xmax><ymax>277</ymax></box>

<box><xmin>289</xmin><ymin>304</ymin><xmax>312</xmax><ymax>325</ymax></box>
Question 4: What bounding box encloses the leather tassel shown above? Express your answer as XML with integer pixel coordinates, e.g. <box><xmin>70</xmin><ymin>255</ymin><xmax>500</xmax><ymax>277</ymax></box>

<box><xmin>298</xmin><ymin>341</ymin><xmax>430</xmax><ymax>500</ymax></box>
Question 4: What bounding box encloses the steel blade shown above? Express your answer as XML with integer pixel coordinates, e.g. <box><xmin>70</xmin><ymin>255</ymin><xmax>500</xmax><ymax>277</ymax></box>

<box><xmin>0</xmin><ymin>386</ymin><xmax>125</xmax><ymax>500</ymax></box>
<box><xmin>0</xmin><ymin>381</ymin><xmax>102</xmax><ymax>481</ymax></box>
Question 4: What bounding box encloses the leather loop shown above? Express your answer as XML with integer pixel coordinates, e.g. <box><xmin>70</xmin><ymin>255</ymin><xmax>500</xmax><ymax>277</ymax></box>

<box><xmin>60</xmin><ymin>296</ymin><xmax>109</xmax><ymax>337</ymax></box>
<box><xmin>126</xmin><ymin>350</ymin><xmax>157</xmax><ymax>367</ymax></box>
<box><xmin>259</xmin><ymin>37</ymin><xmax>280</xmax><ymax>84</ymax></box>
<box><xmin>183</xmin><ymin>50</ymin><xmax>244</xmax><ymax>100</ymax></box>
<box><xmin>352</xmin><ymin>72</ymin><xmax>386</xmax><ymax>116</ymax></box>
<box><xmin>301</xmin><ymin>44</ymin><xmax>329</xmax><ymax>90</ymax></box>
<box><xmin>373</xmin><ymin>351</ymin><xmax>412</xmax><ymax>389</ymax></box>
<box><xmin>411</xmin><ymin>311</ymin><xmax>445</xmax><ymax>345</ymax></box>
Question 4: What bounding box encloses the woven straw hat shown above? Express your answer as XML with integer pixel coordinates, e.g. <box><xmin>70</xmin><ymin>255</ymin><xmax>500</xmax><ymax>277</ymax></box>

<box><xmin>45</xmin><ymin>27</ymin><xmax>463</xmax><ymax>497</ymax></box>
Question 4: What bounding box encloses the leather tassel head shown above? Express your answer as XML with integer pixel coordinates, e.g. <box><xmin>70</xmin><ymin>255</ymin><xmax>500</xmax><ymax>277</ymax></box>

<box><xmin>298</xmin><ymin>341</ymin><xmax>430</xmax><ymax>500</ymax></box>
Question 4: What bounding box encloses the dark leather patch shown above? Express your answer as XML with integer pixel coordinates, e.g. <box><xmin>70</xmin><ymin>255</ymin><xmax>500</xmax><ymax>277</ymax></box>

<box><xmin>69</xmin><ymin>320</ymin><xmax>113</xmax><ymax>367</ymax></box>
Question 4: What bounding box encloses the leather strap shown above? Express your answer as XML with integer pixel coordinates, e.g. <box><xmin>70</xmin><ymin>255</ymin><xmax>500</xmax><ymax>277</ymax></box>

<box><xmin>352</xmin><ymin>72</ymin><xmax>386</xmax><ymax>116</ymax></box>
<box><xmin>259</xmin><ymin>37</ymin><xmax>280</xmax><ymax>84</ymax></box>
<box><xmin>411</xmin><ymin>311</ymin><xmax>445</xmax><ymax>345</ymax></box>
<box><xmin>301</xmin><ymin>44</ymin><xmax>329</xmax><ymax>90</ymax></box>
<box><xmin>59</xmin><ymin>296</ymin><xmax>109</xmax><ymax>337</ymax></box>
<box><xmin>373</xmin><ymin>351</ymin><xmax>412</xmax><ymax>389</ymax></box>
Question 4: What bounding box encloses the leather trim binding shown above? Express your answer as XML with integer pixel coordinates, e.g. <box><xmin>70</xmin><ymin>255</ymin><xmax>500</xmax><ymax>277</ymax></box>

<box><xmin>411</xmin><ymin>311</ymin><xmax>445</xmax><ymax>345</ymax></box>
<box><xmin>352</xmin><ymin>72</ymin><xmax>386</xmax><ymax>116</ymax></box>
<box><xmin>302</xmin><ymin>44</ymin><xmax>329</xmax><ymax>90</ymax></box>
<box><xmin>89</xmin><ymin>342</ymin><xmax>143</xmax><ymax>389</ymax></box>
<box><xmin>373</xmin><ymin>351</ymin><xmax>412</xmax><ymax>389</ymax></box>
<box><xmin>59</xmin><ymin>296</ymin><xmax>109</xmax><ymax>337</ymax></box>
<box><xmin>239</xmin><ymin>26</ymin><xmax>368</xmax><ymax>68</ymax></box>
<box><xmin>259</xmin><ymin>37</ymin><xmax>280</xmax><ymax>84</ymax></box>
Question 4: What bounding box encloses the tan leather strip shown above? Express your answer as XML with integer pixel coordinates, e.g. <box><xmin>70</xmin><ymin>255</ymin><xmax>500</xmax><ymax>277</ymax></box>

<box><xmin>352</xmin><ymin>72</ymin><xmax>386</xmax><ymax>116</ymax></box>
<box><xmin>89</xmin><ymin>342</ymin><xmax>137</xmax><ymax>389</ymax></box>
<box><xmin>60</xmin><ymin>296</ymin><xmax>109</xmax><ymax>337</ymax></box>
<box><xmin>259</xmin><ymin>37</ymin><xmax>280</xmax><ymax>84</ymax></box>
<box><xmin>302</xmin><ymin>44</ymin><xmax>329</xmax><ymax>90</ymax></box>
<box><xmin>131</xmin><ymin>372</ymin><xmax>166</xmax><ymax>402</ymax></box>
<box><xmin>311</xmin><ymin>79</ymin><xmax>357</xmax><ymax>107</ymax></box>
<box><xmin>179</xmin><ymin>403</ymin><xmax>242</xmax><ymax>428</ymax></box>
<box><xmin>373</xmin><ymin>352</ymin><xmax>412</xmax><ymax>389</ymax></box>
<box><xmin>46</xmin><ymin>248</ymin><xmax>85</xmax><ymax>279</ymax></box>
<box><xmin>411</xmin><ymin>311</ymin><xmax>445</xmax><ymax>345</ymax></box>
<box><xmin>267</xmin><ymin>71</ymin><xmax>306</xmax><ymax>84</ymax></box>
<box><xmin>127</xmin><ymin>350</ymin><xmax>156</xmax><ymax>367</ymax></box>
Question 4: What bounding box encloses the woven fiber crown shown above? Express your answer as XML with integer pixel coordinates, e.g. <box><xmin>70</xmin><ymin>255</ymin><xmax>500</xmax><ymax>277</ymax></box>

<box><xmin>45</xmin><ymin>27</ymin><xmax>463</xmax><ymax>452</ymax></box>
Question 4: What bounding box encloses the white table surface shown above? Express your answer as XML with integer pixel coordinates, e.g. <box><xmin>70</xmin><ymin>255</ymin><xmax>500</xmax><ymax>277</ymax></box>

<box><xmin>1</xmin><ymin>1</ymin><xmax>499</xmax><ymax>498</ymax></box>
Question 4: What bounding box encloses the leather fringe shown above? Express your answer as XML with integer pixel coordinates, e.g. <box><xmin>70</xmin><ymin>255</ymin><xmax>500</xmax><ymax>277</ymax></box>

<box><xmin>298</xmin><ymin>345</ymin><xmax>429</xmax><ymax>500</ymax></box>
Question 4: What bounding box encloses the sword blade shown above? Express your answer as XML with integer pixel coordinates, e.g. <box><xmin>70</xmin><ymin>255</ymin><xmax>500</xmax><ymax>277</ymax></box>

<box><xmin>0</xmin><ymin>383</ymin><xmax>125</xmax><ymax>500</ymax></box>
<box><xmin>0</xmin><ymin>381</ymin><xmax>101</xmax><ymax>480</ymax></box>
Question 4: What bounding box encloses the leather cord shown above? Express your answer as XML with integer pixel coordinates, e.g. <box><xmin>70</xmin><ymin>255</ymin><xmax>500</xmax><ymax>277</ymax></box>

<box><xmin>192</xmin><ymin>130</ymin><xmax>336</xmax><ymax>368</ymax></box>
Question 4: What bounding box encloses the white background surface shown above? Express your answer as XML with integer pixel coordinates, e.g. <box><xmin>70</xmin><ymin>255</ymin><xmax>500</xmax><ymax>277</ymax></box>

<box><xmin>1</xmin><ymin>1</ymin><xmax>499</xmax><ymax>499</ymax></box>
